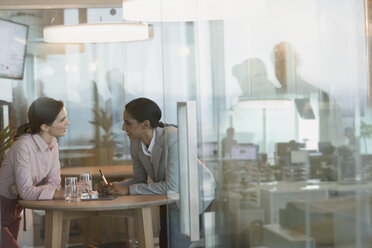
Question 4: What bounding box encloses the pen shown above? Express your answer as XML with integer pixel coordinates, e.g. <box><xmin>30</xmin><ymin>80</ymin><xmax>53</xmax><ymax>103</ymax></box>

<box><xmin>99</xmin><ymin>169</ymin><xmax>108</xmax><ymax>185</ymax></box>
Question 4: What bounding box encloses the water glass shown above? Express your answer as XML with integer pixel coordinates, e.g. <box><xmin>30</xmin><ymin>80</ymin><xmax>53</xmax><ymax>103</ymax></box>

<box><xmin>64</xmin><ymin>177</ymin><xmax>78</xmax><ymax>202</ymax></box>
<box><xmin>78</xmin><ymin>172</ymin><xmax>92</xmax><ymax>193</ymax></box>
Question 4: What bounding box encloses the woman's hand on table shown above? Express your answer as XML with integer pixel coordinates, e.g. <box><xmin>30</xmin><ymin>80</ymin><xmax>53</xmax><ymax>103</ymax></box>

<box><xmin>97</xmin><ymin>181</ymin><xmax>129</xmax><ymax>195</ymax></box>
<box><xmin>53</xmin><ymin>190</ymin><xmax>65</xmax><ymax>200</ymax></box>
<box><xmin>97</xmin><ymin>181</ymin><xmax>111</xmax><ymax>196</ymax></box>
<box><xmin>108</xmin><ymin>184</ymin><xmax>129</xmax><ymax>195</ymax></box>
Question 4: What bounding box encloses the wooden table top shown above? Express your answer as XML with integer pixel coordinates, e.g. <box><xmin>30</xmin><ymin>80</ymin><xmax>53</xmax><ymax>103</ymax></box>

<box><xmin>19</xmin><ymin>195</ymin><xmax>174</xmax><ymax>212</ymax></box>
<box><xmin>60</xmin><ymin>165</ymin><xmax>133</xmax><ymax>177</ymax></box>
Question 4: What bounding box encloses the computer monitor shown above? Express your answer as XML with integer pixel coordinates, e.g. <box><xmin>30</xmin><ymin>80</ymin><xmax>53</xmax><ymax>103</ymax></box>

<box><xmin>290</xmin><ymin>150</ymin><xmax>308</xmax><ymax>164</ymax></box>
<box><xmin>318</xmin><ymin>141</ymin><xmax>333</xmax><ymax>155</ymax></box>
<box><xmin>0</xmin><ymin>18</ymin><xmax>28</xmax><ymax>79</ymax></box>
<box><xmin>231</xmin><ymin>144</ymin><xmax>258</xmax><ymax>161</ymax></box>
<box><xmin>276</xmin><ymin>142</ymin><xmax>290</xmax><ymax>156</ymax></box>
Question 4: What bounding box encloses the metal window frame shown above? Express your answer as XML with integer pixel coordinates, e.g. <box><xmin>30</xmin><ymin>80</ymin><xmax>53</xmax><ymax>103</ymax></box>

<box><xmin>177</xmin><ymin>101</ymin><xmax>200</xmax><ymax>241</ymax></box>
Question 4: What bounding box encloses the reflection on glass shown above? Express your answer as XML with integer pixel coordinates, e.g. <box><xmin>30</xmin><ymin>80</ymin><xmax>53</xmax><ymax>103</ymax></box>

<box><xmin>1</xmin><ymin>0</ymin><xmax>372</xmax><ymax>247</ymax></box>
<box><xmin>232</xmin><ymin>58</ymin><xmax>277</xmax><ymax>98</ymax></box>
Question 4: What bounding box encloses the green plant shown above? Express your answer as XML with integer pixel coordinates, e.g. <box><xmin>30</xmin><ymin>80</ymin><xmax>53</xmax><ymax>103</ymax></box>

<box><xmin>89</xmin><ymin>80</ymin><xmax>114</xmax><ymax>165</ymax></box>
<box><xmin>90</xmin><ymin>108</ymin><xmax>113</xmax><ymax>147</ymax></box>
<box><xmin>89</xmin><ymin>80</ymin><xmax>113</xmax><ymax>147</ymax></box>
<box><xmin>0</xmin><ymin>126</ymin><xmax>14</xmax><ymax>165</ymax></box>
<box><xmin>360</xmin><ymin>121</ymin><xmax>372</xmax><ymax>153</ymax></box>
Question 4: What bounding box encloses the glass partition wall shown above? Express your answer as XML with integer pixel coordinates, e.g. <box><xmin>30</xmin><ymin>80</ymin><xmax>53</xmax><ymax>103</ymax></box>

<box><xmin>164</xmin><ymin>0</ymin><xmax>372</xmax><ymax>247</ymax></box>
<box><xmin>1</xmin><ymin>0</ymin><xmax>372</xmax><ymax>247</ymax></box>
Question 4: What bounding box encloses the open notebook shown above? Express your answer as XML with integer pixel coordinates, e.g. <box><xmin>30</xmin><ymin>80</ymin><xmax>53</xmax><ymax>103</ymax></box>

<box><xmin>80</xmin><ymin>194</ymin><xmax>118</xmax><ymax>201</ymax></box>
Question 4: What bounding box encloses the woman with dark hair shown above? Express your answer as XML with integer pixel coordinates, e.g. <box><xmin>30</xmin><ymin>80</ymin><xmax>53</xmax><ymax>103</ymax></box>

<box><xmin>105</xmin><ymin>97</ymin><xmax>182</xmax><ymax>248</ymax></box>
<box><xmin>0</xmin><ymin>97</ymin><xmax>69</xmax><ymax>248</ymax></box>
<box><xmin>106</xmin><ymin>97</ymin><xmax>214</xmax><ymax>248</ymax></box>
<box><xmin>109</xmin><ymin>97</ymin><xmax>178</xmax><ymax>195</ymax></box>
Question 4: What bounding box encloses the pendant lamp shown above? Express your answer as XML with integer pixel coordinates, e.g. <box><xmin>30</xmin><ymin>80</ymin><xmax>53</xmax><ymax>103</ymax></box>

<box><xmin>44</xmin><ymin>23</ymin><xmax>152</xmax><ymax>43</ymax></box>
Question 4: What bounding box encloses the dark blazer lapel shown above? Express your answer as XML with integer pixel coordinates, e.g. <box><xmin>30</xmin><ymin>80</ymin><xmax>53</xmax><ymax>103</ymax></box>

<box><xmin>151</xmin><ymin>128</ymin><xmax>163</xmax><ymax>181</ymax></box>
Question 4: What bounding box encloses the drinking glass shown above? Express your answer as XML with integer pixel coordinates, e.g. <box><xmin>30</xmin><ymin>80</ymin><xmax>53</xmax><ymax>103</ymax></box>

<box><xmin>78</xmin><ymin>172</ymin><xmax>92</xmax><ymax>193</ymax></box>
<box><xmin>64</xmin><ymin>177</ymin><xmax>78</xmax><ymax>202</ymax></box>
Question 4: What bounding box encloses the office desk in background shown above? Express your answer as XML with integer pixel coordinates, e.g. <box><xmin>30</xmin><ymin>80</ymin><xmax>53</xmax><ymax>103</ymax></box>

<box><xmin>60</xmin><ymin>165</ymin><xmax>133</xmax><ymax>190</ymax></box>
<box><xmin>257</xmin><ymin>181</ymin><xmax>372</xmax><ymax>225</ymax></box>
<box><xmin>59</xmin><ymin>152</ymin><xmax>96</xmax><ymax>167</ymax></box>
<box><xmin>60</xmin><ymin>165</ymin><xmax>133</xmax><ymax>178</ymax></box>
<box><xmin>20</xmin><ymin>195</ymin><xmax>173</xmax><ymax>248</ymax></box>
<box><xmin>257</xmin><ymin>182</ymin><xmax>329</xmax><ymax>224</ymax></box>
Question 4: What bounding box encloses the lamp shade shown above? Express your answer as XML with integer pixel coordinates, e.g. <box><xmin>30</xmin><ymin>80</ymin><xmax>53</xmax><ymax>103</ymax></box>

<box><xmin>43</xmin><ymin>23</ymin><xmax>152</xmax><ymax>43</ymax></box>
<box><xmin>123</xmin><ymin>0</ymin><xmax>266</xmax><ymax>22</ymax></box>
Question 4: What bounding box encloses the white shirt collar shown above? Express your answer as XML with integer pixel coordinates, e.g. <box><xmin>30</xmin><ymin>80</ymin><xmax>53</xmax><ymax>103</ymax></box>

<box><xmin>141</xmin><ymin>129</ymin><xmax>156</xmax><ymax>157</ymax></box>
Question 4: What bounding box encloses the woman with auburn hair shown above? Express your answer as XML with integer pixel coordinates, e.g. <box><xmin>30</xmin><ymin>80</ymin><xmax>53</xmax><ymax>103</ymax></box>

<box><xmin>0</xmin><ymin>97</ymin><xmax>69</xmax><ymax>248</ymax></box>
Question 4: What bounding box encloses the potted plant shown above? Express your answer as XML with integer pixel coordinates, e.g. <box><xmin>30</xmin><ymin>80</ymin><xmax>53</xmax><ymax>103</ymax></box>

<box><xmin>360</xmin><ymin>121</ymin><xmax>372</xmax><ymax>154</ymax></box>
<box><xmin>90</xmin><ymin>81</ymin><xmax>113</xmax><ymax>165</ymax></box>
<box><xmin>0</xmin><ymin>126</ymin><xmax>14</xmax><ymax>166</ymax></box>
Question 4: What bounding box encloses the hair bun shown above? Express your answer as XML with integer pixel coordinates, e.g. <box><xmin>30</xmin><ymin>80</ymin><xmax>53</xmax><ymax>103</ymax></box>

<box><xmin>158</xmin><ymin>121</ymin><xmax>165</xmax><ymax>128</ymax></box>
<box><xmin>15</xmin><ymin>122</ymin><xmax>32</xmax><ymax>139</ymax></box>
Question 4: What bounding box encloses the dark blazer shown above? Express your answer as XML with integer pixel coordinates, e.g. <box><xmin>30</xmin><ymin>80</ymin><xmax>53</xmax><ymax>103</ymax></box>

<box><xmin>117</xmin><ymin>126</ymin><xmax>215</xmax><ymax>211</ymax></box>
<box><xmin>117</xmin><ymin>126</ymin><xmax>179</xmax><ymax>194</ymax></box>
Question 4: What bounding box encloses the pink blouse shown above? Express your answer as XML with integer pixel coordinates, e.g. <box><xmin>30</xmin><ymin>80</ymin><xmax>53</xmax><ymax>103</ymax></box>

<box><xmin>0</xmin><ymin>134</ymin><xmax>61</xmax><ymax>200</ymax></box>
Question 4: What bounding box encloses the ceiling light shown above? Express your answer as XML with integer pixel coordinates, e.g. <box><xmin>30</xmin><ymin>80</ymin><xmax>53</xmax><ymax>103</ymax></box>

<box><xmin>122</xmin><ymin>0</ymin><xmax>266</xmax><ymax>22</ymax></box>
<box><xmin>44</xmin><ymin>23</ymin><xmax>152</xmax><ymax>43</ymax></box>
